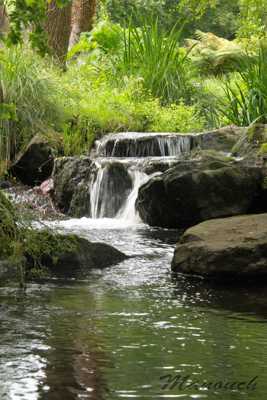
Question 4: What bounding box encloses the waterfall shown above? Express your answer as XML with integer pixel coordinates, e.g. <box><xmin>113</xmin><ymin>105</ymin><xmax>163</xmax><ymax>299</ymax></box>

<box><xmin>90</xmin><ymin>163</ymin><xmax>105</xmax><ymax>219</ymax></box>
<box><xmin>95</xmin><ymin>132</ymin><xmax>201</xmax><ymax>158</ymax></box>
<box><xmin>116</xmin><ymin>169</ymin><xmax>149</xmax><ymax>222</ymax></box>
<box><xmin>89</xmin><ymin>132</ymin><xmax>203</xmax><ymax>223</ymax></box>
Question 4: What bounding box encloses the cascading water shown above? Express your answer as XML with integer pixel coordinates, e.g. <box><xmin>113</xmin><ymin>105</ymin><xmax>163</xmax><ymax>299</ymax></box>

<box><xmin>89</xmin><ymin>132</ymin><xmax>203</xmax><ymax>223</ymax></box>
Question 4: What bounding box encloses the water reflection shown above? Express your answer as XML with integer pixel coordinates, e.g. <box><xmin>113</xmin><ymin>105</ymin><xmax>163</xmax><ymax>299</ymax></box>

<box><xmin>1</xmin><ymin>222</ymin><xmax>267</xmax><ymax>399</ymax></box>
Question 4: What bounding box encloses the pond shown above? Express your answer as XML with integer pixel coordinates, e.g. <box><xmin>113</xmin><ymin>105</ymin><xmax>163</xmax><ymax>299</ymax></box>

<box><xmin>1</xmin><ymin>218</ymin><xmax>267</xmax><ymax>400</ymax></box>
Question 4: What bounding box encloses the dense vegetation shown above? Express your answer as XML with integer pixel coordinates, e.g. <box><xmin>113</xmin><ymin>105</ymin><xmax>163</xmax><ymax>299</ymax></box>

<box><xmin>1</xmin><ymin>0</ymin><xmax>267</xmax><ymax>169</ymax></box>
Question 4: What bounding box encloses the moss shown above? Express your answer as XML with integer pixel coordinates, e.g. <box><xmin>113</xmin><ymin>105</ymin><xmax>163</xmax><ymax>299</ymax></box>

<box><xmin>0</xmin><ymin>191</ymin><xmax>19</xmax><ymax>259</ymax></box>
<box><xmin>259</xmin><ymin>143</ymin><xmax>267</xmax><ymax>155</ymax></box>
<box><xmin>23</xmin><ymin>230</ymin><xmax>79</xmax><ymax>270</ymax></box>
<box><xmin>247</xmin><ymin>124</ymin><xmax>267</xmax><ymax>143</ymax></box>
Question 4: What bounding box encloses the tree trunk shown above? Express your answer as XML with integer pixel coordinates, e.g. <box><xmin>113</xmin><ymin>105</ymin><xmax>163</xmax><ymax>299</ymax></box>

<box><xmin>69</xmin><ymin>0</ymin><xmax>97</xmax><ymax>49</ymax></box>
<box><xmin>45</xmin><ymin>0</ymin><xmax>73</xmax><ymax>64</ymax></box>
<box><xmin>0</xmin><ymin>5</ymin><xmax>8</xmax><ymax>34</ymax></box>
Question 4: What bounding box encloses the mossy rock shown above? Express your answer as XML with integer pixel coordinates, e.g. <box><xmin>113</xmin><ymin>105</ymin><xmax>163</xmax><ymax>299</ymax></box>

<box><xmin>24</xmin><ymin>230</ymin><xmax>128</xmax><ymax>279</ymax></box>
<box><xmin>247</xmin><ymin>124</ymin><xmax>267</xmax><ymax>143</ymax></box>
<box><xmin>259</xmin><ymin>143</ymin><xmax>267</xmax><ymax>155</ymax></box>
<box><xmin>231</xmin><ymin>124</ymin><xmax>267</xmax><ymax>160</ymax></box>
<box><xmin>10</xmin><ymin>133</ymin><xmax>64</xmax><ymax>186</ymax></box>
<box><xmin>0</xmin><ymin>191</ymin><xmax>18</xmax><ymax>259</ymax></box>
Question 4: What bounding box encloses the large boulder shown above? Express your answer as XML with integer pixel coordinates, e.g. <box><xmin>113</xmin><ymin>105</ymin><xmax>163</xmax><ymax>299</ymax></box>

<box><xmin>25</xmin><ymin>231</ymin><xmax>128</xmax><ymax>279</ymax></box>
<box><xmin>136</xmin><ymin>158</ymin><xmax>266</xmax><ymax>229</ymax></box>
<box><xmin>52</xmin><ymin>156</ymin><xmax>92</xmax><ymax>216</ymax></box>
<box><xmin>171</xmin><ymin>214</ymin><xmax>267</xmax><ymax>281</ymax></box>
<box><xmin>10</xmin><ymin>134</ymin><xmax>62</xmax><ymax>186</ymax></box>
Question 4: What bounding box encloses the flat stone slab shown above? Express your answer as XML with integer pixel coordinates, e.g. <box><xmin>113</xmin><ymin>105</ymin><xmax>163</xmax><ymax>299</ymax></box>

<box><xmin>171</xmin><ymin>213</ymin><xmax>267</xmax><ymax>281</ymax></box>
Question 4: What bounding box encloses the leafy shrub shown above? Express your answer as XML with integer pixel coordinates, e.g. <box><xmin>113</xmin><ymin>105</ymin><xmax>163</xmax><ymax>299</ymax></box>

<box><xmin>150</xmin><ymin>102</ymin><xmax>205</xmax><ymax>132</ymax></box>
<box><xmin>0</xmin><ymin>46</ymin><xmax>66</xmax><ymax>166</ymax></box>
<box><xmin>118</xmin><ymin>18</ymin><xmax>196</xmax><ymax>104</ymax></box>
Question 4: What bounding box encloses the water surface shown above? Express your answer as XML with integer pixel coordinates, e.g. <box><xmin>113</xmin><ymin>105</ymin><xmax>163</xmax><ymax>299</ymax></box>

<box><xmin>1</xmin><ymin>219</ymin><xmax>267</xmax><ymax>400</ymax></box>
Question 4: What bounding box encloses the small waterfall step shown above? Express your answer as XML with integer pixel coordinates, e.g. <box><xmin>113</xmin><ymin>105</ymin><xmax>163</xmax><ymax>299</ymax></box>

<box><xmin>93</xmin><ymin>127</ymin><xmax>242</xmax><ymax>158</ymax></box>
<box><xmin>95</xmin><ymin>132</ymin><xmax>202</xmax><ymax>158</ymax></box>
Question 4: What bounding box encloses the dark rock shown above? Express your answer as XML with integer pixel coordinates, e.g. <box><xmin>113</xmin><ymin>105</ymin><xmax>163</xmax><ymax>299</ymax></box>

<box><xmin>171</xmin><ymin>214</ymin><xmax>267</xmax><ymax>281</ymax></box>
<box><xmin>0</xmin><ymin>260</ymin><xmax>18</xmax><ymax>284</ymax></box>
<box><xmin>136</xmin><ymin>158</ymin><xmax>266</xmax><ymax>229</ymax></box>
<box><xmin>25</xmin><ymin>231</ymin><xmax>128</xmax><ymax>279</ymax></box>
<box><xmin>0</xmin><ymin>180</ymin><xmax>12</xmax><ymax>189</ymax></box>
<box><xmin>10</xmin><ymin>135</ymin><xmax>60</xmax><ymax>186</ymax></box>
<box><xmin>52</xmin><ymin>156</ymin><xmax>92</xmax><ymax>216</ymax></box>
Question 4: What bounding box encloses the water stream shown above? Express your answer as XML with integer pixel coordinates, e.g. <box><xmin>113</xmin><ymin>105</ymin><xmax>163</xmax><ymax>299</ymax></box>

<box><xmin>1</xmin><ymin>132</ymin><xmax>267</xmax><ymax>399</ymax></box>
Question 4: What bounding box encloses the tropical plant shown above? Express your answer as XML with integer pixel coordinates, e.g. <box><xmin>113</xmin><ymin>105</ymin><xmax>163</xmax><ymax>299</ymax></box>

<box><xmin>118</xmin><ymin>18</ymin><xmax>195</xmax><ymax>104</ymax></box>
<box><xmin>217</xmin><ymin>44</ymin><xmax>267</xmax><ymax>126</ymax></box>
<box><xmin>187</xmin><ymin>31</ymin><xmax>249</xmax><ymax>75</ymax></box>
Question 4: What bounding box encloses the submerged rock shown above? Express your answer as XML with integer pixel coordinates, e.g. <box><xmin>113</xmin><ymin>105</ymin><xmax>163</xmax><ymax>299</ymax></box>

<box><xmin>171</xmin><ymin>214</ymin><xmax>267</xmax><ymax>282</ymax></box>
<box><xmin>136</xmin><ymin>158</ymin><xmax>266</xmax><ymax>229</ymax></box>
<box><xmin>10</xmin><ymin>134</ymin><xmax>61</xmax><ymax>186</ymax></box>
<box><xmin>25</xmin><ymin>231</ymin><xmax>128</xmax><ymax>279</ymax></box>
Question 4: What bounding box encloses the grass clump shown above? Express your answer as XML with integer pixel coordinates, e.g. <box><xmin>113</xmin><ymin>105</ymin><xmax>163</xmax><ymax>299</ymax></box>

<box><xmin>0</xmin><ymin>47</ymin><xmax>66</xmax><ymax>167</ymax></box>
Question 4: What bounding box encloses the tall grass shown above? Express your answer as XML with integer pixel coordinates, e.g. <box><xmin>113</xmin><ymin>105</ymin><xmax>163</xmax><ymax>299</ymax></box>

<box><xmin>119</xmin><ymin>18</ymin><xmax>194</xmax><ymax>104</ymax></box>
<box><xmin>218</xmin><ymin>44</ymin><xmax>267</xmax><ymax>126</ymax></box>
<box><xmin>0</xmin><ymin>47</ymin><xmax>65</xmax><ymax>167</ymax></box>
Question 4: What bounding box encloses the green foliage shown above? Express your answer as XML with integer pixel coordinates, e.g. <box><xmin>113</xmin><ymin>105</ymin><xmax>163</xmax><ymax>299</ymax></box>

<box><xmin>118</xmin><ymin>18</ymin><xmax>195</xmax><ymax>104</ymax></box>
<box><xmin>0</xmin><ymin>46</ymin><xmax>66</xmax><ymax>164</ymax></box>
<box><xmin>68</xmin><ymin>19</ymin><xmax>123</xmax><ymax>60</ymax></box>
<box><xmin>0</xmin><ymin>190</ymin><xmax>18</xmax><ymax>259</ymax></box>
<box><xmin>217</xmin><ymin>44</ymin><xmax>267</xmax><ymax>126</ymax></box>
<box><xmin>237</xmin><ymin>0</ymin><xmax>267</xmax><ymax>39</ymax></box>
<box><xmin>187</xmin><ymin>31</ymin><xmax>249</xmax><ymax>76</ymax></box>
<box><xmin>103</xmin><ymin>0</ymin><xmax>239</xmax><ymax>39</ymax></box>
<box><xmin>259</xmin><ymin>142</ymin><xmax>267</xmax><ymax>154</ymax></box>
<box><xmin>61</xmin><ymin>60</ymin><xmax>204</xmax><ymax>155</ymax></box>
<box><xmin>150</xmin><ymin>102</ymin><xmax>205</xmax><ymax>132</ymax></box>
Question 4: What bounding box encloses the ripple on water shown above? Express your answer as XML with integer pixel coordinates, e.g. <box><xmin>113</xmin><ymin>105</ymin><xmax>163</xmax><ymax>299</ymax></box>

<box><xmin>1</xmin><ymin>220</ymin><xmax>267</xmax><ymax>399</ymax></box>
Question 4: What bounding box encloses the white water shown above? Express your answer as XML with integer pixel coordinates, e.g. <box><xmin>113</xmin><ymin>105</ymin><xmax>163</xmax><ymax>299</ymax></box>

<box><xmin>87</xmin><ymin>132</ymin><xmax>203</xmax><ymax>223</ymax></box>
<box><xmin>116</xmin><ymin>169</ymin><xmax>150</xmax><ymax>222</ymax></box>
<box><xmin>90</xmin><ymin>162</ymin><xmax>105</xmax><ymax>219</ymax></box>
<box><xmin>89</xmin><ymin>161</ymin><xmax>149</xmax><ymax>223</ymax></box>
<box><xmin>95</xmin><ymin>131</ymin><xmax>201</xmax><ymax>157</ymax></box>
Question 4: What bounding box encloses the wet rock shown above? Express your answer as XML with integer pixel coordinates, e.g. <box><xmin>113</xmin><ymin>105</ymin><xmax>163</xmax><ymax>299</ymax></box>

<box><xmin>200</xmin><ymin>125</ymin><xmax>245</xmax><ymax>152</ymax></box>
<box><xmin>0</xmin><ymin>180</ymin><xmax>12</xmax><ymax>189</ymax></box>
<box><xmin>94</xmin><ymin>127</ymin><xmax>243</xmax><ymax>158</ymax></box>
<box><xmin>0</xmin><ymin>191</ymin><xmax>17</xmax><ymax>256</ymax></box>
<box><xmin>10</xmin><ymin>135</ymin><xmax>60</xmax><ymax>186</ymax></box>
<box><xmin>52</xmin><ymin>156</ymin><xmax>92</xmax><ymax>216</ymax></box>
<box><xmin>136</xmin><ymin>159</ymin><xmax>266</xmax><ymax>229</ymax></box>
<box><xmin>171</xmin><ymin>214</ymin><xmax>267</xmax><ymax>282</ymax></box>
<box><xmin>231</xmin><ymin>124</ymin><xmax>267</xmax><ymax>164</ymax></box>
<box><xmin>25</xmin><ymin>231</ymin><xmax>128</xmax><ymax>279</ymax></box>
